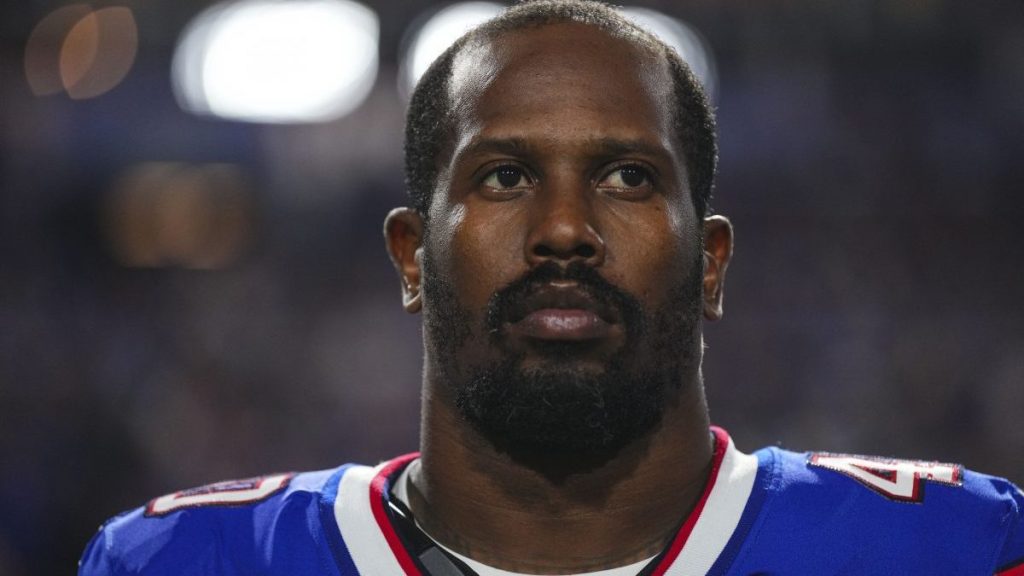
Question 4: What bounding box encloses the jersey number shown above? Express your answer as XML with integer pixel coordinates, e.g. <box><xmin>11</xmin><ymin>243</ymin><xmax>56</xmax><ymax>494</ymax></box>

<box><xmin>808</xmin><ymin>453</ymin><xmax>961</xmax><ymax>503</ymax></box>
<box><xmin>145</xmin><ymin>473</ymin><xmax>293</xmax><ymax>516</ymax></box>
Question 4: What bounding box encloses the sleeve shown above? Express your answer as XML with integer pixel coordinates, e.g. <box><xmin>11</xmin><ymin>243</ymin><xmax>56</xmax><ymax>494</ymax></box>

<box><xmin>76</xmin><ymin>507</ymin><xmax>221</xmax><ymax>576</ymax></box>
<box><xmin>994</xmin><ymin>482</ymin><xmax>1024</xmax><ymax>576</ymax></box>
<box><xmin>78</xmin><ymin>520</ymin><xmax>127</xmax><ymax>576</ymax></box>
<box><xmin>77</xmin><ymin>471</ymin><xmax>325</xmax><ymax>575</ymax></box>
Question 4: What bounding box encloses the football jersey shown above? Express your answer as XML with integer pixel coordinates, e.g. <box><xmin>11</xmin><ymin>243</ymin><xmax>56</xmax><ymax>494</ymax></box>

<box><xmin>79</xmin><ymin>427</ymin><xmax>1024</xmax><ymax>575</ymax></box>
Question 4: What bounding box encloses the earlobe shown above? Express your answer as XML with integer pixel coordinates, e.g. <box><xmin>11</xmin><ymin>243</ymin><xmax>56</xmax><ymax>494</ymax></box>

<box><xmin>384</xmin><ymin>208</ymin><xmax>425</xmax><ymax>314</ymax></box>
<box><xmin>401</xmin><ymin>275</ymin><xmax>422</xmax><ymax>313</ymax></box>
<box><xmin>702</xmin><ymin>215</ymin><xmax>734</xmax><ymax>322</ymax></box>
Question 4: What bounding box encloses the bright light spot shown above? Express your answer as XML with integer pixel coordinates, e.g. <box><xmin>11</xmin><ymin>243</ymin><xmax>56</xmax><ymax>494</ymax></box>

<box><xmin>24</xmin><ymin>5</ymin><xmax>138</xmax><ymax>99</ymax></box>
<box><xmin>60</xmin><ymin>7</ymin><xmax>138</xmax><ymax>99</ymax></box>
<box><xmin>401</xmin><ymin>2</ymin><xmax>503</xmax><ymax>96</ymax></box>
<box><xmin>172</xmin><ymin>0</ymin><xmax>379</xmax><ymax>123</ymax></box>
<box><xmin>621</xmin><ymin>7</ymin><xmax>718</xmax><ymax>101</ymax></box>
<box><xmin>25</xmin><ymin>5</ymin><xmax>93</xmax><ymax>96</ymax></box>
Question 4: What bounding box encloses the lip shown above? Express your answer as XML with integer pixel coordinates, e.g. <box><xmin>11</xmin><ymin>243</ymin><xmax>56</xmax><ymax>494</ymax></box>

<box><xmin>505</xmin><ymin>284</ymin><xmax>621</xmax><ymax>341</ymax></box>
<box><xmin>513</xmin><ymin>308</ymin><xmax>614</xmax><ymax>340</ymax></box>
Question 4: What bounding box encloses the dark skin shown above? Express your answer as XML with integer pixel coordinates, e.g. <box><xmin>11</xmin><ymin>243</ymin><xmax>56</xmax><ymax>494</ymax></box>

<box><xmin>385</xmin><ymin>23</ymin><xmax>734</xmax><ymax>573</ymax></box>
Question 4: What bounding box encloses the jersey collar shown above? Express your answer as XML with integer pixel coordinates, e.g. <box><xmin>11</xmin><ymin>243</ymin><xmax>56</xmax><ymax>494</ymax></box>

<box><xmin>329</xmin><ymin>427</ymin><xmax>759</xmax><ymax>576</ymax></box>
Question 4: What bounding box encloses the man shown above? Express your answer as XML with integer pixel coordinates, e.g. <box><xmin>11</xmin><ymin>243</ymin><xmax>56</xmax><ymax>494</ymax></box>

<box><xmin>80</xmin><ymin>1</ymin><xmax>1024</xmax><ymax>574</ymax></box>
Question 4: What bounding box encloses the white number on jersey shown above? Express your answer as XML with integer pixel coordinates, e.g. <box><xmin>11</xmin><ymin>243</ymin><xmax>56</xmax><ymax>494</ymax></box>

<box><xmin>808</xmin><ymin>453</ymin><xmax>962</xmax><ymax>503</ymax></box>
<box><xmin>145</xmin><ymin>473</ymin><xmax>293</xmax><ymax>516</ymax></box>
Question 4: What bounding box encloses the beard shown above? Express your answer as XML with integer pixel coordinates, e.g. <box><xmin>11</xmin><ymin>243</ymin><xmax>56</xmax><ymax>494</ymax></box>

<box><xmin>422</xmin><ymin>249</ymin><xmax>703</xmax><ymax>464</ymax></box>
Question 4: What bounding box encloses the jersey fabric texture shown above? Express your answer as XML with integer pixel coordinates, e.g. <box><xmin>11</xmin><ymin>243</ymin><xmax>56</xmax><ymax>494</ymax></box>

<box><xmin>79</xmin><ymin>427</ymin><xmax>1024</xmax><ymax>575</ymax></box>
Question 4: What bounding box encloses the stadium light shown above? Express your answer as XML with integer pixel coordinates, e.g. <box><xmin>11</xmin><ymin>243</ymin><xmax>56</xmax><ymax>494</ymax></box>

<box><xmin>172</xmin><ymin>0</ymin><xmax>379</xmax><ymax>123</ymax></box>
<box><xmin>400</xmin><ymin>5</ymin><xmax>716</xmax><ymax>101</ymax></box>
<box><xmin>399</xmin><ymin>2</ymin><xmax>504</xmax><ymax>97</ymax></box>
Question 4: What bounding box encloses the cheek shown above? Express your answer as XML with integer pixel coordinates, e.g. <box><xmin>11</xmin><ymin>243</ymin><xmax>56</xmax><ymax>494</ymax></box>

<box><xmin>603</xmin><ymin>201</ymin><xmax>697</xmax><ymax>299</ymax></box>
<box><xmin>446</xmin><ymin>200</ymin><xmax>526</xmax><ymax>310</ymax></box>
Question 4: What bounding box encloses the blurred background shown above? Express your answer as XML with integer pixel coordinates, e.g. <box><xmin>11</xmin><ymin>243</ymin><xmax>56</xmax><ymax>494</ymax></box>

<box><xmin>1</xmin><ymin>0</ymin><xmax>1023</xmax><ymax>573</ymax></box>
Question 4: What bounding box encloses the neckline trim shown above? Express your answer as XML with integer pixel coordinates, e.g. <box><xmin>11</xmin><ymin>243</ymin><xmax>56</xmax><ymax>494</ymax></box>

<box><xmin>651</xmin><ymin>426</ymin><xmax>729</xmax><ymax>575</ymax></box>
<box><xmin>332</xmin><ymin>427</ymin><xmax>758</xmax><ymax>576</ymax></box>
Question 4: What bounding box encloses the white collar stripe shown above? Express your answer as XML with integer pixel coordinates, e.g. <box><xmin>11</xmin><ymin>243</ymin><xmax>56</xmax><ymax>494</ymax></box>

<box><xmin>662</xmin><ymin>432</ymin><xmax>759</xmax><ymax>576</ymax></box>
<box><xmin>335</xmin><ymin>462</ymin><xmax>408</xmax><ymax>575</ymax></box>
<box><xmin>331</xmin><ymin>429</ymin><xmax>758</xmax><ymax>576</ymax></box>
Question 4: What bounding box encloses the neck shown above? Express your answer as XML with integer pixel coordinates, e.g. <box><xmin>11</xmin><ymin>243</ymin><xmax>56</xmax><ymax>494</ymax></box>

<box><xmin>410</xmin><ymin>369</ymin><xmax>713</xmax><ymax>574</ymax></box>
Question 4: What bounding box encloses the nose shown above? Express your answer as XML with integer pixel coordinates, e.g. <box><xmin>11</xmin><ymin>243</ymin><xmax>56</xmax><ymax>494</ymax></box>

<box><xmin>524</xmin><ymin>181</ymin><xmax>606</xmax><ymax>268</ymax></box>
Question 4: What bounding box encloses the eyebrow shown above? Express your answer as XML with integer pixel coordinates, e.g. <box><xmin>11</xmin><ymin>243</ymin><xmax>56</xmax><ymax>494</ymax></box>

<box><xmin>590</xmin><ymin>137</ymin><xmax>671</xmax><ymax>159</ymax></box>
<box><xmin>461</xmin><ymin>137</ymin><xmax>531</xmax><ymax>157</ymax></box>
<box><xmin>459</xmin><ymin>136</ymin><xmax>674</xmax><ymax>162</ymax></box>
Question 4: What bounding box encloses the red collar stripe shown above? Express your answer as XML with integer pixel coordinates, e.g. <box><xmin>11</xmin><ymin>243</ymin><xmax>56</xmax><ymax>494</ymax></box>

<box><xmin>369</xmin><ymin>453</ymin><xmax>422</xmax><ymax>575</ymax></box>
<box><xmin>366</xmin><ymin>427</ymin><xmax>733</xmax><ymax>576</ymax></box>
<box><xmin>650</xmin><ymin>426</ymin><xmax>729</xmax><ymax>576</ymax></box>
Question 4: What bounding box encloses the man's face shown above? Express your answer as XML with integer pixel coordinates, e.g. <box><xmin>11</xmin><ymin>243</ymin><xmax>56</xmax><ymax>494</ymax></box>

<box><xmin>417</xmin><ymin>24</ymin><xmax>707</xmax><ymax>459</ymax></box>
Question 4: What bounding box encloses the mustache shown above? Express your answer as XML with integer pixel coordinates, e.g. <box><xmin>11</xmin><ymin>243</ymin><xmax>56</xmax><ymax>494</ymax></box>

<box><xmin>484</xmin><ymin>261</ymin><xmax>646</xmax><ymax>337</ymax></box>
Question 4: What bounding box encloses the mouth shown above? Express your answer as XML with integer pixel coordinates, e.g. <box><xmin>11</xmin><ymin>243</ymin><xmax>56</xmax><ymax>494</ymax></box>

<box><xmin>505</xmin><ymin>284</ymin><xmax>622</xmax><ymax>342</ymax></box>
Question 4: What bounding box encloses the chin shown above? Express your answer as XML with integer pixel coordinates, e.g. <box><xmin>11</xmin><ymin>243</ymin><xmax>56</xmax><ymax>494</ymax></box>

<box><xmin>455</xmin><ymin>353</ymin><xmax>669</xmax><ymax>469</ymax></box>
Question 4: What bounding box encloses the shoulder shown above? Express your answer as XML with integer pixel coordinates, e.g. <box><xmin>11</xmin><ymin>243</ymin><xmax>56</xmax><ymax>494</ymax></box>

<box><xmin>748</xmin><ymin>446</ymin><xmax>1024</xmax><ymax>573</ymax></box>
<box><xmin>78</xmin><ymin>465</ymin><xmax>364</xmax><ymax>576</ymax></box>
<box><xmin>762</xmin><ymin>446</ymin><xmax>1018</xmax><ymax>509</ymax></box>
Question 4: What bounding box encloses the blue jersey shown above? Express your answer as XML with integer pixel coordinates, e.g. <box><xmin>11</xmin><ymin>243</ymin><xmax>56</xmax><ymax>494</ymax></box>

<box><xmin>79</xmin><ymin>428</ymin><xmax>1024</xmax><ymax>575</ymax></box>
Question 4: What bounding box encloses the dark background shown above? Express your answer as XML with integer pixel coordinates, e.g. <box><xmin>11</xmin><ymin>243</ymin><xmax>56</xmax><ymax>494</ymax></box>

<box><xmin>2</xmin><ymin>0</ymin><xmax>1023</xmax><ymax>574</ymax></box>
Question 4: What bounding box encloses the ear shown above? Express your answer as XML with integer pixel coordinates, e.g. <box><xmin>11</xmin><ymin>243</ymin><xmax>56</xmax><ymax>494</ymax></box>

<box><xmin>384</xmin><ymin>207</ymin><xmax>425</xmax><ymax>313</ymax></box>
<box><xmin>702</xmin><ymin>215</ymin><xmax>734</xmax><ymax>322</ymax></box>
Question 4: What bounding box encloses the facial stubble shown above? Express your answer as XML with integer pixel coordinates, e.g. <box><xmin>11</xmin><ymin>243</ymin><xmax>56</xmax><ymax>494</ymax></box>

<box><xmin>422</xmin><ymin>246</ymin><xmax>704</xmax><ymax>465</ymax></box>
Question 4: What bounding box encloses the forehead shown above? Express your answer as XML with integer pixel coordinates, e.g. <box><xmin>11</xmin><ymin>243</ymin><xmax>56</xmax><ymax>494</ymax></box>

<box><xmin>447</xmin><ymin>23</ymin><xmax>676</xmax><ymax>151</ymax></box>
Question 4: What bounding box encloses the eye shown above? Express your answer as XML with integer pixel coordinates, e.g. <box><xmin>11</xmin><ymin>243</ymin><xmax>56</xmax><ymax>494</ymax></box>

<box><xmin>601</xmin><ymin>165</ymin><xmax>650</xmax><ymax>188</ymax></box>
<box><xmin>482</xmin><ymin>165</ymin><xmax>531</xmax><ymax>191</ymax></box>
<box><xmin>598</xmin><ymin>164</ymin><xmax>654</xmax><ymax>197</ymax></box>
